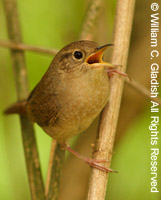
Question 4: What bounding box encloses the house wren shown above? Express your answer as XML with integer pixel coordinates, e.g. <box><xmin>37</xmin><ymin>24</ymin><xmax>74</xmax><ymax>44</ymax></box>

<box><xmin>5</xmin><ymin>40</ymin><xmax>117</xmax><ymax>173</ymax></box>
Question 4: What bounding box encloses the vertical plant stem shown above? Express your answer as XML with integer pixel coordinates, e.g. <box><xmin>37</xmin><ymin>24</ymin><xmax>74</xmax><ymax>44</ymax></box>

<box><xmin>46</xmin><ymin>143</ymin><xmax>65</xmax><ymax>200</ymax></box>
<box><xmin>3</xmin><ymin>0</ymin><xmax>45</xmax><ymax>199</ymax></box>
<box><xmin>80</xmin><ymin>0</ymin><xmax>104</xmax><ymax>40</ymax></box>
<box><xmin>87</xmin><ymin>0</ymin><xmax>136</xmax><ymax>200</ymax></box>
<box><xmin>45</xmin><ymin>140</ymin><xmax>57</xmax><ymax>196</ymax></box>
<box><xmin>45</xmin><ymin>140</ymin><xmax>65</xmax><ymax>200</ymax></box>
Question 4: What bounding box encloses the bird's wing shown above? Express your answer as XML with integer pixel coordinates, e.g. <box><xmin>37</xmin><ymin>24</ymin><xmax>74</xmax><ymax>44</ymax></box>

<box><xmin>26</xmin><ymin>85</ymin><xmax>60</xmax><ymax>127</ymax></box>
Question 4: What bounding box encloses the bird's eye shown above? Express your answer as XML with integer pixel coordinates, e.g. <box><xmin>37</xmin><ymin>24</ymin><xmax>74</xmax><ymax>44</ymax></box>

<box><xmin>73</xmin><ymin>51</ymin><xmax>83</xmax><ymax>59</ymax></box>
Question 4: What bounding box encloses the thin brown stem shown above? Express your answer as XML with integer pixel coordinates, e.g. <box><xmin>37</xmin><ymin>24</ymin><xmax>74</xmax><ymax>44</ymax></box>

<box><xmin>87</xmin><ymin>0</ymin><xmax>136</xmax><ymax>199</ymax></box>
<box><xmin>45</xmin><ymin>140</ymin><xmax>57</xmax><ymax>196</ymax></box>
<box><xmin>46</xmin><ymin>143</ymin><xmax>65</xmax><ymax>200</ymax></box>
<box><xmin>126</xmin><ymin>78</ymin><xmax>161</xmax><ymax>106</ymax></box>
<box><xmin>0</xmin><ymin>40</ymin><xmax>58</xmax><ymax>55</ymax></box>
<box><xmin>79</xmin><ymin>0</ymin><xmax>104</xmax><ymax>40</ymax></box>
<box><xmin>3</xmin><ymin>0</ymin><xmax>45</xmax><ymax>199</ymax></box>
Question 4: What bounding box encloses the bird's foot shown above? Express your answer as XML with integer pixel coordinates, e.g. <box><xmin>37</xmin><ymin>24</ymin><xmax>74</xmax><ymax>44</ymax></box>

<box><xmin>106</xmin><ymin>65</ymin><xmax>131</xmax><ymax>81</ymax></box>
<box><xmin>61</xmin><ymin>143</ymin><xmax>118</xmax><ymax>173</ymax></box>
<box><xmin>83</xmin><ymin>157</ymin><xmax>118</xmax><ymax>173</ymax></box>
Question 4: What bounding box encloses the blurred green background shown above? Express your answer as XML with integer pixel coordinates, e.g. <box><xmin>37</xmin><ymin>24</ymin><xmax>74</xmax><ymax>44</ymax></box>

<box><xmin>0</xmin><ymin>0</ymin><xmax>160</xmax><ymax>199</ymax></box>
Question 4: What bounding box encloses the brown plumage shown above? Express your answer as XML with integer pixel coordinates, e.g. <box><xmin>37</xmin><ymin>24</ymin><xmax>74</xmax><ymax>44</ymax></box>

<box><xmin>4</xmin><ymin>100</ymin><xmax>27</xmax><ymax>116</ymax></box>
<box><xmin>4</xmin><ymin>40</ymin><xmax>116</xmax><ymax>173</ymax></box>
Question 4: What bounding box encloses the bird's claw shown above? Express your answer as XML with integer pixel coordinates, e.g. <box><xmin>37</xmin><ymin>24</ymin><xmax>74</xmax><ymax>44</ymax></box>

<box><xmin>85</xmin><ymin>158</ymin><xmax>118</xmax><ymax>173</ymax></box>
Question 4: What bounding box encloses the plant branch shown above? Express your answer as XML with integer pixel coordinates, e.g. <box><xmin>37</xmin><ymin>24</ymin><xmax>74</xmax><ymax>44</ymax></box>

<box><xmin>0</xmin><ymin>40</ymin><xmax>58</xmax><ymax>55</ymax></box>
<box><xmin>87</xmin><ymin>0</ymin><xmax>136</xmax><ymax>199</ymax></box>
<box><xmin>79</xmin><ymin>0</ymin><xmax>104</xmax><ymax>40</ymax></box>
<box><xmin>126</xmin><ymin>78</ymin><xmax>161</xmax><ymax>106</ymax></box>
<box><xmin>45</xmin><ymin>140</ymin><xmax>57</xmax><ymax>196</ymax></box>
<box><xmin>3</xmin><ymin>0</ymin><xmax>45</xmax><ymax>199</ymax></box>
<box><xmin>46</xmin><ymin>142</ymin><xmax>65</xmax><ymax>200</ymax></box>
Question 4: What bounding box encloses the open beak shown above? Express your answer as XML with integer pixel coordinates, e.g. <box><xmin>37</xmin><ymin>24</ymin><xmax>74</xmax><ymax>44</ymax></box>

<box><xmin>86</xmin><ymin>44</ymin><xmax>114</xmax><ymax>68</ymax></box>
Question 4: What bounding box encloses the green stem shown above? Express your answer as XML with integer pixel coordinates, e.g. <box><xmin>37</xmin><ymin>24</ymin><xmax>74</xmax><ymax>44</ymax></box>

<box><xmin>3</xmin><ymin>0</ymin><xmax>46</xmax><ymax>199</ymax></box>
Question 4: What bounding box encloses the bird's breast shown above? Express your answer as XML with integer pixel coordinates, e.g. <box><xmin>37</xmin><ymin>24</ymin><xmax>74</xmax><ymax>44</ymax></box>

<box><xmin>44</xmin><ymin>68</ymin><xmax>110</xmax><ymax>141</ymax></box>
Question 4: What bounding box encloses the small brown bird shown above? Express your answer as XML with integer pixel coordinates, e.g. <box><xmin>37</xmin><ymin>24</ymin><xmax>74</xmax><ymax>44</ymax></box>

<box><xmin>5</xmin><ymin>40</ymin><xmax>117</xmax><ymax>173</ymax></box>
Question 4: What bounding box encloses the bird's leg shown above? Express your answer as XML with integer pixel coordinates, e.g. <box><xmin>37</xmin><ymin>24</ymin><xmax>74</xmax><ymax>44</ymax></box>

<box><xmin>61</xmin><ymin>143</ymin><xmax>118</xmax><ymax>173</ymax></box>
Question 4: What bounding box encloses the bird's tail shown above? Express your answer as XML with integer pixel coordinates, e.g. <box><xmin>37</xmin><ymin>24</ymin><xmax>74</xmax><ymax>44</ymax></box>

<box><xmin>4</xmin><ymin>100</ymin><xmax>27</xmax><ymax>116</ymax></box>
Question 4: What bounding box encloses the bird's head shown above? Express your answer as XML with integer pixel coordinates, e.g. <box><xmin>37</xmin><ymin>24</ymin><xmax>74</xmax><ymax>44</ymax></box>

<box><xmin>52</xmin><ymin>40</ymin><xmax>114</xmax><ymax>73</ymax></box>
